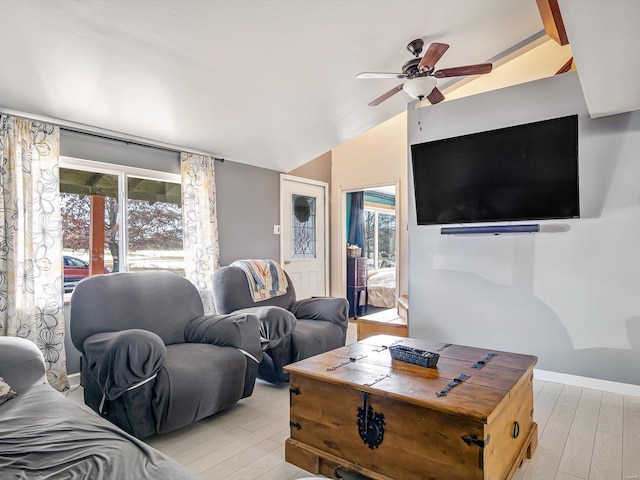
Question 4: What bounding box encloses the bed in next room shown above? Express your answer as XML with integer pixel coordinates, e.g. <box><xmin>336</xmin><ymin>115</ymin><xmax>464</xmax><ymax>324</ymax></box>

<box><xmin>367</xmin><ymin>267</ymin><xmax>397</xmax><ymax>309</ymax></box>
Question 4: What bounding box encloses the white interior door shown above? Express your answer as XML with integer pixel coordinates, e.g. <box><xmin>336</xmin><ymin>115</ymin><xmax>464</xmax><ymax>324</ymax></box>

<box><xmin>280</xmin><ymin>175</ymin><xmax>328</xmax><ymax>299</ymax></box>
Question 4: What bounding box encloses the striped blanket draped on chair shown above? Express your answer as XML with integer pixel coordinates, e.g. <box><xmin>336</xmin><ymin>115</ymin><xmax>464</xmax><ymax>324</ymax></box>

<box><xmin>230</xmin><ymin>260</ymin><xmax>289</xmax><ymax>302</ymax></box>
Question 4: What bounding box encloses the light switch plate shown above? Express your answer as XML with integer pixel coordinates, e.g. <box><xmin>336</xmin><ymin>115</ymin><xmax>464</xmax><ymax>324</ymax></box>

<box><xmin>273</xmin><ymin>225</ymin><xmax>281</xmax><ymax>234</ymax></box>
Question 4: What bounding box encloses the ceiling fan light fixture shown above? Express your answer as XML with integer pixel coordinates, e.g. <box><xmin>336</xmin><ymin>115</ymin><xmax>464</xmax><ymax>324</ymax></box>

<box><xmin>402</xmin><ymin>76</ymin><xmax>437</xmax><ymax>100</ymax></box>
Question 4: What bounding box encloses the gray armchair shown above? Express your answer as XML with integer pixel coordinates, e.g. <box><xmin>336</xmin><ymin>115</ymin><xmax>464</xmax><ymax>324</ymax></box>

<box><xmin>70</xmin><ymin>270</ymin><xmax>262</xmax><ymax>439</ymax></box>
<box><xmin>212</xmin><ymin>263</ymin><xmax>349</xmax><ymax>383</ymax></box>
<box><xmin>0</xmin><ymin>337</ymin><xmax>196</xmax><ymax>479</ymax></box>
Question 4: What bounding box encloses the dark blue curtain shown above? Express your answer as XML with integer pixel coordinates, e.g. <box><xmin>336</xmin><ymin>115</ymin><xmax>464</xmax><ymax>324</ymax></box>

<box><xmin>348</xmin><ymin>191</ymin><xmax>365</xmax><ymax>251</ymax></box>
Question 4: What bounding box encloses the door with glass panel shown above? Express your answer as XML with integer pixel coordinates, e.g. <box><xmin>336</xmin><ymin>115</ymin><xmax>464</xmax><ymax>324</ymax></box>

<box><xmin>280</xmin><ymin>175</ymin><xmax>327</xmax><ymax>299</ymax></box>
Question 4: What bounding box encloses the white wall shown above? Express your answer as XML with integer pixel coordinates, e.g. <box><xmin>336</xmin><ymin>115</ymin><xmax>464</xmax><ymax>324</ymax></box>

<box><xmin>330</xmin><ymin>113</ymin><xmax>408</xmax><ymax>298</ymax></box>
<box><xmin>408</xmin><ymin>72</ymin><xmax>640</xmax><ymax>385</ymax></box>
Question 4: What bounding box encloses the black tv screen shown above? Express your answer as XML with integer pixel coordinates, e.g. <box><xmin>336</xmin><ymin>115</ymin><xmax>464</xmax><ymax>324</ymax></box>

<box><xmin>411</xmin><ymin>115</ymin><xmax>579</xmax><ymax>225</ymax></box>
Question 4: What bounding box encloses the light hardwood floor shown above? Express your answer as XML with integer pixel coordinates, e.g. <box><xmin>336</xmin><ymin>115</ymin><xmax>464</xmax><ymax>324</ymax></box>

<box><xmin>67</xmin><ymin>324</ymin><xmax>640</xmax><ymax>480</ymax></box>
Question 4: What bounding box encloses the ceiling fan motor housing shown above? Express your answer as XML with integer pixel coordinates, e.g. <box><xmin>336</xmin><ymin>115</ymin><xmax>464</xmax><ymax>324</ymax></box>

<box><xmin>402</xmin><ymin>58</ymin><xmax>422</xmax><ymax>78</ymax></box>
<box><xmin>406</xmin><ymin>38</ymin><xmax>424</xmax><ymax>57</ymax></box>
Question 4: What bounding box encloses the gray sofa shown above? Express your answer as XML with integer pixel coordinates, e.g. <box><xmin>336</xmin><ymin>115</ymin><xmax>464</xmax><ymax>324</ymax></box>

<box><xmin>70</xmin><ymin>270</ymin><xmax>262</xmax><ymax>439</ymax></box>
<box><xmin>212</xmin><ymin>264</ymin><xmax>349</xmax><ymax>383</ymax></box>
<box><xmin>0</xmin><ymin>336</ymin><xmax>196</xmax><ymax>479</ymax></box>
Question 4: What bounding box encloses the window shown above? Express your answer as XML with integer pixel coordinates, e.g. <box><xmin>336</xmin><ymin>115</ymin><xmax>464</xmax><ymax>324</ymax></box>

<box><xmin>127</xmin><ymin>176</ymin><xmax>184</xmax><ymax>274</ymax></box>
<box><xmin>291</xmin><ymin>194</ymin><xmax>317</xmax><ymax>259</ymax></box>
<box><xmin>364</xmin><ymin>208</ymin><xmax>396</xmax><ymax>270</ymax></box>
<box><xmin>60</xmin><ymin>158</ymin><xmax>183</xmax><ymax>291</ymax></box>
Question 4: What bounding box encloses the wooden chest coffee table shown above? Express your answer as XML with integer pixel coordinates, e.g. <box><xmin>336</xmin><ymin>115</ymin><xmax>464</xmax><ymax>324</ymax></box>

<box><xmin>284</xmin><ymin>335</ymin><xmax>538</xmax><ymax>480</ymax></box>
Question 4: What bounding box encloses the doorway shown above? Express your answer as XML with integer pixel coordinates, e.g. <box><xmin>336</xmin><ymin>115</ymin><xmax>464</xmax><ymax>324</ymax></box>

<box><xmin>280</xmin><ymin>174</ymin><xmax>329</xmax><ymax>299</ymax></box>
<box><xmin>345</xmin><ymin>184</ymin><xmax>398</xmax><ymax>318</ymax></box>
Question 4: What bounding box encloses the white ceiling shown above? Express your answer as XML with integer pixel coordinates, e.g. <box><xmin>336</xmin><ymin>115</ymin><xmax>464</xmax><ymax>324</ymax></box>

<box><xmin>0</xmin><ymin>1</ymin><xmax>637</xmax><ymax>172</ymax></box>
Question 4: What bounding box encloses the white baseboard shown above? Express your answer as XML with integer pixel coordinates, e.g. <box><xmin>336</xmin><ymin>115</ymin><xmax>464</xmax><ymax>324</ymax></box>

<box><xmin>68</xmin><ymin>372</ymin><xmax>80</xmax><ymax>387</ymax></box>
<box><xmin>534</xmin><ymin>368</ymin><xmax>640</xmax><ymax>397</ymax></box>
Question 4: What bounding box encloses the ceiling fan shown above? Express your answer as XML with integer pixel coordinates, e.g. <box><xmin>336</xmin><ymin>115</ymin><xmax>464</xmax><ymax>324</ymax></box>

<box><xmin>357</xmin><ymin>38</ymin><xmax>493</xmax><ymax>106</ymax></box>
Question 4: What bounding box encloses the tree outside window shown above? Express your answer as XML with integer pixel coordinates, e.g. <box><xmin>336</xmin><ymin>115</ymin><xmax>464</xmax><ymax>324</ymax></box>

<box><xmin>364</xmin><ymin>208</ymin><xmax>396</xmax><ymax>270</ymax></box>
<box><xmin>377</xmin><ymin>212</ymin><xmax>396</xmax><ymax>268</ymax></box>
<box><xmin>60</xmin><ymin>165</ymin><xmax>184</xmax><ymax>292</ymax></box>
<box><xmin>127</xmin><ymin>177</ymin><xmax>183</xmax><ymax>274</ymax></box>
<box><xmin>365</xmin><ymin>210</ymin><xmax>375</xmax><ymax>269</ymax></box>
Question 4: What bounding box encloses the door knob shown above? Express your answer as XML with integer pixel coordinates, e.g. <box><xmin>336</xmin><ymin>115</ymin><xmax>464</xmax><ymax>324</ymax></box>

<box><xmin>284</xmin><ymin>260</ymin><xmax>291</xmax><ymax>264</ymax></box>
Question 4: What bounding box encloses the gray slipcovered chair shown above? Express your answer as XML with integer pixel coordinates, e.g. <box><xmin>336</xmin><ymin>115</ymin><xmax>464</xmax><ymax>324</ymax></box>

<box><xmin>0</xmin><ymin>337</ymin><xmax>196</xmax><ymax>479</ymax></box>
<box><xmin>212</xmin><ymin>263</ymin><xmax>349</xmax><ymax>383</ymax></box>
<box><xmin>70</xmin><ymin>270</ymin><xmax>262</xmax><ymax>439</ymax></box>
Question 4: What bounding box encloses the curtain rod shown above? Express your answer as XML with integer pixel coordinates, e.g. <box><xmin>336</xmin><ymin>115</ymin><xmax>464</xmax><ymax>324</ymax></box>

<box><xmin>0</xmin><ymin>107</ymin><xmax>224</xmax><ymax>162</ymax></box>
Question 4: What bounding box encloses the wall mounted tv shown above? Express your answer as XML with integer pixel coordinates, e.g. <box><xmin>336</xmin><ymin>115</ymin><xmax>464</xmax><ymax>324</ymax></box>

<box><xmin>411</xmin><ymin>114</ymin><xmax>579</xmax><ymax>226</ymax></box>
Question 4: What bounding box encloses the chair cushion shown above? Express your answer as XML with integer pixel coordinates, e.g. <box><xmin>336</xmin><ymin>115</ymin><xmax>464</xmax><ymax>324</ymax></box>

<box><xmin>291</xmin><ymin>320</ymin><xmax>345</xmax><ymax>363</ymax></box>
<box><xmin>152</xmin><ymin>343</ymin><xmax>246</xmax><ymax>434</ymax></box>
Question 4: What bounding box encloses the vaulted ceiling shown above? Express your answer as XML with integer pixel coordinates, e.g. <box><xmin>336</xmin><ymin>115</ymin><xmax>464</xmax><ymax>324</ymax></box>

<box><xmin>0</xmin><ymin>1</ymin><xmax>637</xmax><ymax>172</ymax></box>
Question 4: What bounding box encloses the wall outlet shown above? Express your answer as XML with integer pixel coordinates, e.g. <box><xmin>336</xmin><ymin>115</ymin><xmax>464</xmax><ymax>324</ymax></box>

<box><xmin>273</xmin><ymin>225</ymin><xmax>281</xmax><ymax>235</ymax></box>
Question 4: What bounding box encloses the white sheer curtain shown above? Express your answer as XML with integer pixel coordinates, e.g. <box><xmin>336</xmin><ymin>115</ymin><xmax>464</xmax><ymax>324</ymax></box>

<box><xmin>0</xmin><ymin>115</ymin><xmax>68</xmax><ymax>391</ymax></box>
<box><xmin>180</xmin><ymin>153</ymin><xmax>220</xmax><ymax>313</ymax></box>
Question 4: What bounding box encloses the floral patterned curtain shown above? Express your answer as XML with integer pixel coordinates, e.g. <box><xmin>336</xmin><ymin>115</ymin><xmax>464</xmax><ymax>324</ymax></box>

<box><xmin>180</xmin><ymin>153</ymin><xmax>220</xmax><ymax>314</ymax></box>
<box><xmin>0</xmin><ymin>115</ymin><xmax>68</xmax><ymax>391</ymax></box>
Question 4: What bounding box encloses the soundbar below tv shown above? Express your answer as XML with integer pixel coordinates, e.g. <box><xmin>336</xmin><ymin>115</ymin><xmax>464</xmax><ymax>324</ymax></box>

<box><xmin>411</xmin><ymin>115</ymin><xmax>579</xmax><ymax>226</ymax></box>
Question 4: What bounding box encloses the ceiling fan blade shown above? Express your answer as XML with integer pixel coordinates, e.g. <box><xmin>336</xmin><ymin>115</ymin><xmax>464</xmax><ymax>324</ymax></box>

<box><xmin>368</xmin><ymin>84</ymin><xmax>404</xmax><ymax>106</ymax></box>
<box><xmin>426</xmin><ymin>87</ymin><xmax>445</xmax><ymax>105</ymax></box>
<box><xmin>418</xmin><ymin>42</ymin><xmax>450</xmax><ymax>71</ymax></box>
<box><xmin>356</xmin><ymin>72</ymin><xmax>407</xmax><ymax>79</ymax></box>
<box><xmin>433</xmin><ymin>63</ymin><xmax>493</xmax><ymax>78</ymax></box>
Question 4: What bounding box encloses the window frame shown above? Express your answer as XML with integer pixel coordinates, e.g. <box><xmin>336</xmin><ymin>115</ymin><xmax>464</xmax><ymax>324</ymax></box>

<box><xmin>60</xmin><ymin>155</ymin><xmax>182</xmax><ymax>276</ymax></box>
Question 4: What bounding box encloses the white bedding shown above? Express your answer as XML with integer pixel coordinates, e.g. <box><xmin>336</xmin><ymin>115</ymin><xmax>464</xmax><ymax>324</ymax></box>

<box><xmin>367</xmin><ymin>267</ymin><xmax>396</xmax><ymax>308</ymax></box>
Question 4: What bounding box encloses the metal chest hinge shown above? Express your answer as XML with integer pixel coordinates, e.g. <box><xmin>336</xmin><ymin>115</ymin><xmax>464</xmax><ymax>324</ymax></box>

<box><xmin>290</xmin><ymin>421</ymin><xmax>302</xmax><ymax>430</ymax></box>
<box><xmin>372</xmin><ymin>339</ymin><xmax>402</xmax><ymax>352</ymax></box>
<box><xmin>472</xmin><ymin>352</ymin><xmax>497</xmax><ymax>369</ymax></box>
<box><xmin>289</xmin><ymin>387</ymin><xmax>300</xmax><ymax>396</ymax></box>
<box><xmin>364</xmin><ymin>373</ymin><xmax>390</xmax><ymax>387</ymax></box>
<box><xmin>462</xmin><ymin>433</ymin><xmax>490</xmax><ymax>448</ymax></box>
<box><xmin>326</xmin><ymin>354</ymin><xmax>367</xmax><ymax>371</ymax></box>
<box><xmin>436</xmin><ymin>373</ymin><xmax>470</xmax><ymax>397</ymax></box>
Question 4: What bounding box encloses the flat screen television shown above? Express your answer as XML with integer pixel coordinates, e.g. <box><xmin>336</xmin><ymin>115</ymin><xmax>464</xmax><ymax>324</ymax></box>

<box><xmin>411</xmin><ymin>114</ymin><xmax>579</xmax><ymax>226</ymax></box>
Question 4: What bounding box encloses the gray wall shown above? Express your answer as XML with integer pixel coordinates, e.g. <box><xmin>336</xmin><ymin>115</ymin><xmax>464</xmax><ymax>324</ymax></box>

<box><xmin>408</xmin><ymin>72</ymin><xmax>640</xmax><ymax>385</ymax></box>
<box><xmin>61</xmin><ymin>129</ymin><xmax>180</xmax><ymax>173</ymax></box>
<box><xmin>215</xmin><ymin>159</ymin><xmax>280</xmax><ymax>266</ymax></box>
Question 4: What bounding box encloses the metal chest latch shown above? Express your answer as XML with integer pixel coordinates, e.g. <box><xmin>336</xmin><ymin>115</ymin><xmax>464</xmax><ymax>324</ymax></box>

<box><xmin>357</xmin><ymin>391</ymin><xmax>385</xmax><ymax>449</ymax></box>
